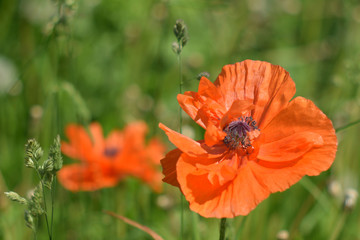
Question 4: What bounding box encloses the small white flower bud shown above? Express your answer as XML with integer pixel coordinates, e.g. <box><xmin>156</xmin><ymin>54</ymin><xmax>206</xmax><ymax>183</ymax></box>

<box><xmin>276</xmin><ymin>230</ymin><xmax>289</xmax><ymax>240</ymax></box>
<box><xmin>327</xmin><ymin>179</ymin><xmax>342</xmax><ymax>198</ymax></box>
<box><xmin>343</xmin><ymin>188</ymin><xmax>358</xmax><ymax>211</ymax></box>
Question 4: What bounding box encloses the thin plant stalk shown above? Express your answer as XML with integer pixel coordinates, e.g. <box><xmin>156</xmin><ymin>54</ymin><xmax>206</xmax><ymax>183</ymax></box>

<box><xmin>50</xmin><ymin>177</ymin><xmax>57</xmax><ymax>239</ymax></box>
<box><xmin>177</xmin><ymin>51</ymin><xmax>185</xmax><ymax>240</ymax></box>
<box><xmin>191</xmin><ymin>212</ymin><xmax>200</xmax><ymax>240</ymax></box>
<box><xmin>219</xmin><ymin>218</ymin><xmax>227</xmax><ymax>240</ymax></box>
<box><xmin>178</xmin><ymin>52</ymin><xmax>183</xmax><ymax>134</ymax></box>
<box><xmin>335</xmin><ymin>119</ymin><xmax>360</xmax><ymax>132</ymax></box>
<box><xmin>35</xmin><ymin>170</ymin><xmax>52</xmax><ymax>240</ymax></box>
<box><xmin>173</xmin><ymin>19</ymin><xmax>188</xmax><ymax>240</ymax></box>
<box><xmin>34</xmin><ymin>219</ymin><xmax>38</xmax><ymax>240</ymax></box>
<box><xmin>329</xmin><ymin>211</ymin><xmax>347</xmax><ymax>240</ymax></box>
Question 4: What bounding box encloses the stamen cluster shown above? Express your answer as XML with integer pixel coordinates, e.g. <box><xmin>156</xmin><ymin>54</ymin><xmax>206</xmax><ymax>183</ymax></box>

<box><xmin>223</xmin><ymin>116</ymin><xmax>258</xmax><ymax>150</ymax></box>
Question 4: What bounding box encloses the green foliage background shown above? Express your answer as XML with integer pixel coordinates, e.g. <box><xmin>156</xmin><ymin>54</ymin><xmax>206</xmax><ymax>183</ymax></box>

<box><xmin>0</xmin><ymin>0</ymin><xmax>359</xmax><ymax>239</ymax></box>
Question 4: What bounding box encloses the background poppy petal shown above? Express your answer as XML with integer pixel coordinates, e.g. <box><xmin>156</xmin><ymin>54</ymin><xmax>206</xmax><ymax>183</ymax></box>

<box><xmin>62</xmin><ymin>124</ymin><xmax>94</xmax><ymax>162</ymax></box>
<box><xmin>89</xmin><ymin>122</ymin><xmax>106</xmax><ymax>155</ymax></box>
<box><xmin>123</xmin><ymin>121</ymin><xmax>148</xmax><ymax>150</ymax></box>
<box><xmin>58</xmin><ymin>164</ymin><xmax>118</xmax><ymax>191</ymax></box>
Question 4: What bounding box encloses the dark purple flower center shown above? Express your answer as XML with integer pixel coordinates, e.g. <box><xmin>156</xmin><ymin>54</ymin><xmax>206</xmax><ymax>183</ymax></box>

<box><xmin>104</xmin><ymin>147</ymin><xmax>119</xmax><ymax>157</ymax></box>
<box><xmin>223</xmin><ymin>116</ymin><xmax>258</xmax><ymax>150</ymax></box>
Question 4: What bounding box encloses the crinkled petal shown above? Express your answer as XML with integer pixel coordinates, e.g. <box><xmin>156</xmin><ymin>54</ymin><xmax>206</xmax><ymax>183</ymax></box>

<box><xmin>214</xmin><ymin>60</ymin><xmax>296</xmax><ymax>128</ymax></box>
<box><xmin>257</xmin><ymin>131</ymin><xmax>324</xmax><ymax>164</ymax></box>
<box><xmin>177</xmin><ymin>154</ymin><xmax>270</xmax><ymax>218</ymax></box>
<box><xmin>219</xmin><ymin>100</ymin><xmax>255</xmax><ymax>129</ymax></box>
<box><xmin>178</xmin><ymin>77</ymin><xmax>227</xmax><ymax>128</ymax></box>
<box><xmin>159</xmin><ymin>123</ymin><xmax>226</xmax><ymax>159</ymax></box>
<box><xmin>204</xmin><ymin>124</ymin><xmax>226</xmax><ymax>147</ymax></box>
<box><xmin>161</xmin><ymin>148</ymin><xmax>182</xmax><ymax>187</ymax></box>
<box><xmin>251</xmin><ymin>96</ymin><xmax>337</xmax><ymax>192</ymax></box>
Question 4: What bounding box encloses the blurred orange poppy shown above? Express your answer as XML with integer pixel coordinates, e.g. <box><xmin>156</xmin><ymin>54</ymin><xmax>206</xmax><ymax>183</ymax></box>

<box><xmin>58</xmin><ymin>122</ymin><xmax>165</xmax><ymax>192</ymax></box>
<box><xmin>160</xmin><ymin>60</ymin><xmax>337</xmax><ymax>218</ymax></box>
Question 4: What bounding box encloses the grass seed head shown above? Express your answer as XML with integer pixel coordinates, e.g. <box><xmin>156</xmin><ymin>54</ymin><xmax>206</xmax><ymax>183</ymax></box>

<box><xmin>4</xmin><ymin>191</ymin><xmax>27</xmax><ymax>205</ymax></box>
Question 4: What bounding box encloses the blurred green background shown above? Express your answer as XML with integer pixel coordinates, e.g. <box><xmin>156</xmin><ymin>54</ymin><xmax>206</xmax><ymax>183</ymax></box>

<box><xmin>0</xmin><ymin>0</ymin><xmax>359</xmax><ymax>239</ymax></box>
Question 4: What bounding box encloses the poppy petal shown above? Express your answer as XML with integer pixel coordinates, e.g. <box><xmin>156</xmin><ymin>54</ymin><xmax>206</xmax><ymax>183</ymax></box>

<box><xmin>219</xmin><ymin>100</ymin><xmax>255</xmax><ymax>128</ymax></box>
<box><xmin>89</xmin><ymin>122</ymin><xmax>106</xmax><ymax>155</ymax></box>
<box><xmin>177</xmin><ymin>154</ymin><xmax>269</xmax><ymax>218</ymax></box>
<box><xmin>62</xmin><ymin>125</ymin><xmax>94</xmax><ymax>162</ymax></box>
<box><xmin>161</xmin><ymin>148</ymin><xmax>182</xmax><ymax>187</ymax></box>
<box><xmin>58</xmin><ymin>164</ymin><xmax>118</xmax><ymax>191</ymax></box>
<box><xmin>197</xmin><ymin>76</ymin><xmax>222</xmax><ymax>101</ymax></box>
<box><xmin>159</xmin><ymin>123</ymin><xmax>224</xmax><ymax>159</ymax></box>
<box><xmin>251</xmin><ymin>97</ymin><xmax>337</xmax><ymax>192</ymax></box>
<box><xmin>124</xmin><ymin>121</ymin><xmax>148</xmax><ymax>149</ymax></box>
<box><xmin>146</xmin><ymin>138</ymin><xmax>166</xmax><ymax>165</ymax></box>
<box><xmin>204</xmin><ymin>124</ymin><xmax>226</xmax><ymax>146</ymax></box>
<box><xmin>178</xmin><ymin>78</ymin><xmax>227</xmax><ymax>129</ymax></box>
<box><xmin>177</xmin><ymin>94</ymin><xmax>207</xmax><ymax>128</ymax></box>
<box><xmin>214</xmin><ymin>60</ymin><xmax>296</xmax><ymax>128</ymax></box>
<box><xmin>257</xmin><ymin>131</ymin><xmax>324</xmax><ymax>164</ymax></box>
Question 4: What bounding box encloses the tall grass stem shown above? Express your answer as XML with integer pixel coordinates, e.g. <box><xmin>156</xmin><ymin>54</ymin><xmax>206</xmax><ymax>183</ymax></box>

<box><xmin>335</xmin><ymin>119</ymin><xmax>360</xmax><ymax>132</ymax></box>
<box><xmin>329</xmin><ymin>211</ymin><xmax>347</xmax><ymax>240</ymax></box>
<box><xmin>50</xmin><ymin>177</ymin><xmax>57</xmax><ymax>239</ymax></box>
<box><xmin>35</xmin><ymin>170</ymin><xmax>52</xmax><ymax>240</ymax></box>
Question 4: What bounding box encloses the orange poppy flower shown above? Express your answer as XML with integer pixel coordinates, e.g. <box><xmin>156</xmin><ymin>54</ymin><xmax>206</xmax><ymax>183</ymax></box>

<box><xmin>160</xmin><ymin>60</ymin><xmax>337</xmax><ymax>218</ymax></box>
<box><xmin>58</xmin><ymin>122</ymin><xmax>165</xmax><ymax>192</ymax></box>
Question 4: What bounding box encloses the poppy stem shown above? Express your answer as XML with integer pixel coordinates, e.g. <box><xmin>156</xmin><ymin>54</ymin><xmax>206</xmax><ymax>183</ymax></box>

<box><xmin>173</xmin><ymin>19</ymin><xmax>188</xmax><ymax>240</ymax></box>
<box><xmin>177</xmin><ymin>47</ymin><xmax>185</xmax><ymax>240</ymax></box>
<box><xmin>178</xmin><ymin>53</ymin><xmax>183</xmax><ymax>134</ymax></box>
<box><xmin>335</xmin><ymin>119</ymin><xmax>360</xmax><ymax>132</ymax></box>
<box><xmin>219</xmin><ymin>218</ymin><xmax>227</xmax><ymax>240</ymax></box>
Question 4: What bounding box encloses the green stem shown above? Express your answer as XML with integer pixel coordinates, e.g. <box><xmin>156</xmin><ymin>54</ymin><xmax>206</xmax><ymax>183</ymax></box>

<box><xmin>191</xmin><ymin>212</ymin><xmax>200</xmax><ymax>240</ymax></box>
<box><xmin>329</xmin><ymin>211</ymin><xmax>347</xmax><ymax>240</ymax></box>
<box><xmin>219</xmin><ymin>218</ymin><xmax>227</xmax><ymax>240</ymax></box>
<box><xmin>34</xmin><ymin>218</ymin><xmax>38</xmax><ymax>240</ymax></box>
<box><xmin>335</xmin><ymin>119</ymin><xmax>360</xmax><ymax>132</ymax></box>
<box><xmin>177</xmin><ymin>40</ymin><xmax>184</xmax><ymax>240</ymax></box>
<box><xmin>180</xmin><ymin>194</ymin><xmax>184</xmax><ymax>239</ymax></box>
<box><xmin>178</xmin><ymin>52</ymin><xmax>183</xmax><ymax>134</ymax></box>
<box><xmin>35</xmin><ymin>170</ymin><xmax>52</xmax><ymax>240</ymax></box>
<box><xmin>50</xmin><ymin>176</ymin><xmax>57</xmax><ymax>239</ymax></box>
